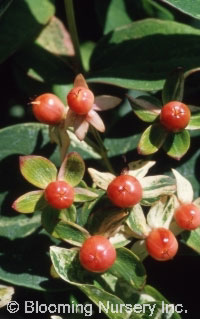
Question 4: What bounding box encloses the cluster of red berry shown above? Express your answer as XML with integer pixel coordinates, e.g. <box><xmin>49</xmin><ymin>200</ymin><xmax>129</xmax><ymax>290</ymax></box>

<box><xmin>32</xmin><ymin>86</ymin><xmax>94</xmax><ymax>126</ymax></box>
<box><xmin>146</xmin><ymin>202</ymin><xmax>200</xmax><ymax>262</ymax></box>
<box><xmin>30</xmin><ymin>88</ymin><xmax>199</xmax><ymax>272</ymax></box>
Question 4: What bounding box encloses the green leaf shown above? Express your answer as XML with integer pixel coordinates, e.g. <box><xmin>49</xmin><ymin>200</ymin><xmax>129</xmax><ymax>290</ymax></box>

<box><xmin>163</xmin><ymin>130</ymin><xmax>190</xmax><ymax>160</ymax></box>
<box><xmin>59</xmin><ymin>206</ymin><xmax>77</xmax><ymax>223</ymax></box>
<box><xmin>131</xmin><ymin>240</ymin><xmax>148</xmax><ymax>261</ymax></box>
<box><xmin>141</xmin><ymin>175</ymin><xmax>176</xmax><ymax>205</ymax></box>
<box><xmin>12</xmin><ymin>190</ymin><xmax>46</xmax><ymax>213</ymax></box>
<box><xmin>161</xmin><ymin>0</ymin><xmax>200</xmax><ymax>19</ymax></box>
<box><xmin>41</xmin><ymin>206</ymin><xmax>61</xmax><ymax>238</ymax></box>
<box><xmin>58</xmin><ymin>152</ymin><xmax>85</xmax><ymax>187</ymax></box>
<box><xmin>41</xmin><ymin>205</ymin><xmax>79</xmax><ymax>240</ymax></box>
<box><xmin>109</xmin><ymin>247</ymin><xmax>146</xmax><ymax>290</ymax></box>
<box><xmin>77</xmin><ymin>197</ymin><xmax>101</xmax><ymax>227</ymax></box>
<box><xmin>181</xmin><ymin>228</ymin><xmax>200</xmax><ymax>254</ymax></box>
<box><xmin>89</xmin><ymin>19</ymin><xmax>200</xmax><ymax>90</ymax></box>
<box><xmin>0</xmin><ymin>228</ymin><xmax>65</xmax><ymax>291</ymax></box>
<box><xmin>143</xmin><ymin>0</ymin><xmax>174</xmax><ymax>20</ymax></box>
<box><xmin>147</xmin><ymin>196</ymin><xmax>175</xmax><ymax>229</ymax></box>
<box><xmin>127</xmin><ymin>95</ymin><xmax>160</xmax><ymax>122</ymax></box>
<box><xmin>187</xmin><ymin>105</ymin><xmax>200</xmax><ymax>130</ymax></box>
<box><xmin>0</xmin><ymin>0</ymin><xmax>55</xmax><ymax>63</ymax></box>
<box><xmin>74</xmin><ymin>187</ymin><xmax>99</xmax><ymax>202</ymax></box>
<box><xmin>126</xmin><ymin>204</ymin><xmax>150</xmax><ymax>238</ymax></box>
<box><xmin>162</xmin><ymin>67</ymin><xmax>184</xmax><ymax>104</ymax></box>
<box><xmin>50</xmin><ymin>246</ymin><xmax>131</xmax><ymax>319</ymax></box>
<box><xmin>0</xmin><ymin>284</ymin><xmax>14</xmax><ymax>308</ymax></box>
<box><xmin>0</xmin><ymin>213</ymin><xmax>41</xmax><ymax>240</ymax></box>
<box><xmin>55</xmin><ymin>221</ymin><xmax>90</xmax><ymax>247</ymax></box>
<box><xmin>20</xmin><ymin>155</ymin><xmax>57</xmax><ymax>189</ymax></box>
<box><xmin>81</xmin><ymin>41</ymin><xmax>96</xmax><ymax>72</ymax></box>
<box><xmin>95</xmin><ymin>0</ymin><xmax>132</xmax><ymax>34</ymax></box>
<box><xmin>138</xmin><ymin>124</ymin><xmax>168</xmax><ymax>155</ymax></box>
<box><xmin>104</xmin><ymin>134</ymin><xmax>140</xmax><ymax>157</ymax></box>
<box><xmin>67</xmin><ymin>130</ymin><xmax>101</xmax><ymax>159</ymax></box>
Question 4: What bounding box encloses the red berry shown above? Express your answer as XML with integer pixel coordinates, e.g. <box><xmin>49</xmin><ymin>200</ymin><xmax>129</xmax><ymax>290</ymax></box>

<box><xmin>32</xmin><ymin>93</ymin><xmax>65</xmax><ymax>125</ymax></box>
<box><xmin>107</xmin><ymin>175</ymin><xmax>142</xmax><ymax>208</ymax></box>
<box><xmin>146</xmin><ymin>228</ymin><xmax>178</xmax><ymax>261</ymax></box>
<box><xmin>79</xmin><ymin>235</ymin><xmax>116</xmax><ymax>272</ymax></box>
<box><xmin>67</xmin><ymin>86</ymin><xmax>94</xmax><ymax>115</ymax></box>
<box><xmin>45</xmin><ymin>181</ymin><xmax>74</xmax><ymax>209</ymax></box>
<box><xmin>175</xmin><ymin>203</ymin><xmax>200</xmax><ymax>230</ymax></box>
<box><xmin>160</xmin><ymin>101</ymin><xmax>190</xmax><ymax>132</ymax></box>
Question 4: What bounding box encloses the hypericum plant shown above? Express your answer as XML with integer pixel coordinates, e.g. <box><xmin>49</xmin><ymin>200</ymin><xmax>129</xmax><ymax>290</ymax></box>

<box><xmin>128</xmin><ymin>68</ymin><xmax>200</xmax><ymax>160</ymax></box>
<box><xmin>11</xmin><ymin>68</ymin><xmax>200</xmax><ymax>318</ymax></box>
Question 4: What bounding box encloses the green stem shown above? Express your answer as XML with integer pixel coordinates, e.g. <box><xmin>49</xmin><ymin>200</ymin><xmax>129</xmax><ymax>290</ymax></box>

<box><xmin>91</xmin><ymin>127</ymin><xmax>115</xmax><ymax>174</ymax></box>
<box><xmin>64</xmin><ymin>0</ymin><xmax>84</xmax><ymax>73</ymax></box>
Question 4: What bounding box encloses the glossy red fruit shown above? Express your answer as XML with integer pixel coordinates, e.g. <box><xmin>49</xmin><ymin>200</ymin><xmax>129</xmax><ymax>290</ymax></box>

<box><xmin>160</xmin><ymin>101</ymin><xmax>190</xmax><ymax>132</ymax></box>
<box><xmin>79</xmin><ymin>235</ymin><xmax>116</xmax><ymax>272</ymax></box>
<box><xmin>67</xmin><ymin>86</ymin><xmax>94</xmax><ymax>115</ymax></box>
<box><xmin>107</xmin><ymin>175</ymin><xmax>142</xmax><ymax>208</ymax></box>
<box><xmin>146</xmin><ymin>228</ymin><xmax>178</xmax><ymax>261</ymax></box>
<box><xmin>175</xmin><ymin>203</ymin><xmax>200</xmax><ymax>230</ymax></box>
<box><xmin>45</xmin><ymin>181</ymin><xmax>74</xmax><ymax>209</ymax></box>
<box><xmin>32</xmin><ymin>93</ymin><xmax>65</xmax><ymax>125</ymax></box>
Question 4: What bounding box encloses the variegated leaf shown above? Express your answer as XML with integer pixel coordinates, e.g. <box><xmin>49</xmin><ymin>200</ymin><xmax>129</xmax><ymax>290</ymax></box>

<box><xmin>74</xmin><ymin>187</ymin><xmax>99</xmax><ymax>202</ymax></box>
<box><xmin>181</xmin><ymin>228</ymin><xmax>200</xmax><ymax>254</ymax></box>
<box><xmin>88</xmin><ymin>168</ymin><xmax>115</xmax><ymax>190</ymax></box>
<box><xmin>109</xmin><ymin>229</ymin><xmax>131</xmax><ymax>248</ymax></box>
<box><xmin>55</xmin><ymin>220</ymin><xmax>90</xmax><ymax>246</ymax></box>
<box><xmin>20</xmin><ymin>155</ymin><xmax>57</xmax><ymax>189</ymax></box>
<box><xmin>127</xmin><ymin>95</ymin><xmax>160</xmax><ymax>122</ymax></box>
<box><xmin>127</xmin><ymin>160</ymin><xmax>156</xmax><ymax>179</ymax></box>
<box><xmin>141</xmin><ymin>175</ymin><xmax>176</xmax><ymax>206</ymax></box>
<box><xmin>59</xmin><ymin>206</ymin><xmax>76</xmax><ymax>223</ymax></box>
<box><xmin>187</xmin><ymin>105</ymin><xmax>200</xmax><ymax>130</ymax></box>
<box><xmin>147</xmin><ymin>196</ymin><xmax>176</xmax><ymax>229</ymax></box>
<box><xmin>172</xmin><ymin>169</ymin><xmax>193</xmax><ymax>203</ymax></box>
<box><xmin>58</xmin><ymin>152</ymin><xmax>85</xmax><ymax>187</ymax></box>
<box><xmin>67</xmin><ymin>130</ymin><xmax>101</xmax><ymax>159</ymax></box>
<box><xmin>0</xmin><ymin>285</ymin><xmax>14</xmax><ymax>308</ymax></box>
<box><xmin>12</xmin><ymin>190</ymin><xmax>46</xmax><ymax>213</ymax></box>
<box><xmin>138</xmin><ymin>124</ymin><xmax>168</xmax><ymax>155</ymax></box>
<box><xmin>126</xmin><ymin>204</ymin><xmax>150</xmax><ymax>238</ymax></box>
<box><xmin>50</xmin><ymin>246</ymin><xmax>131</xmax><ymax>319</ymax></box>
<box><xmin>131</xmin><ymin>240</ymin><xmax>148</xmax><ymax>261</ymax></box>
